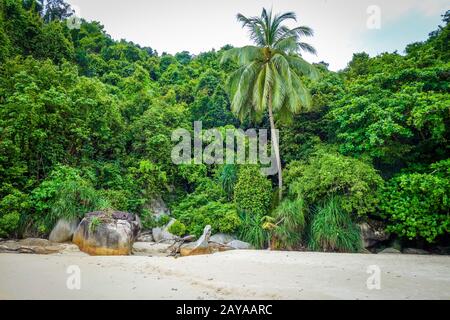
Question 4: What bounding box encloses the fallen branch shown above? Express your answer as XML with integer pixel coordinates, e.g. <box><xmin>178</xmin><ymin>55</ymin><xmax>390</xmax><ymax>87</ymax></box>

<box><xmin>167</xmin><ymin>235</ymin><xmax>196</xmax><ymax>256</ymax></box>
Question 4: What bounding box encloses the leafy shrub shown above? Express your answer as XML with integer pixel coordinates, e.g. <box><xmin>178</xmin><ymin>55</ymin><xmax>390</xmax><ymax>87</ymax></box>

<box><xmin>139</xmin><ymin>209</ymin><xmax>156</xmax><ymax>229</ymax></box>
<box><xmin>287</xmin><ymin>149</ymin><xmax>383</xmax><ymax>216</ymax></box>
<box><xmin>0</xmin><ymin>212</ymin><xmax>20</xmax><ymax>238</ymax></box>
<box><xmin>136</xmin><ymin>160</ymin><xmax>168</xmax><ymax>194</ymax></box>
<box><xmin>238</xmin><ymin>211</ymin><xmax>268</xmax><ymax>249</ymax></box>
<box><xmin>175</xmin><ymin>201</ymin><xmax>241</xmax><ymax>237</ymax></box>
<box><xmin>379</xmin><ymin>159</ymin><xmax>450</xmax><ymax>243</ymax></box>
<box><xmin>157</xmin><ymin>214</ymin><xmax>171</xmax><ymax>227</ymax></box>
<box><xmin>0</xmin><ymin>188</ymin><xmax>30</xmax><ymax>237</ymax></box>
<box><xmin>234</xmin><ymin>166</ymin><xmax>272</xmax><ymax>215</ymax></box>
<box><xmin>182</xmin><ymin>178</ymin><xmax>227</xmax><ymax>205</ymax></box>
<box><xmin>31</xmin><ymin>166</ymin><xmax>83</xmax><ymax>216</ymax></box>
<box><xmin>97</xmin><ymin>189</ymin><xmax>131</xmax><ymax>211</ymax></box>
<box><xmin>308</xmin><ymin>196</ymin><xmax>362</xmax><ymax>252</ymax></box>
<box><xmin>168</xmin><ymin>220</ymin><xmax>187</xmax><ymax>236</ymax></box>
<box><xmin>178</xmin><ymin>163</ymin><xmax>208</xmax><ymax>185</ymax></box>
<box><xmin>269</xmin><ymin>198</ymin><xmax>307</xmax><ymax>249</ymax></box>
<box><xmin>31</xmin><ymin>165</ymin><xmax>106</xmax><ymax>234</ymax></box>
<box><xmin>139</xmin><ymin>210</ymin><xmax>172</xmax><ymax>230</ymax></box>
<box><xmin>172</xmin><ymin>176</ymin><xmax>240</xmax><ymax>236</ymax></box>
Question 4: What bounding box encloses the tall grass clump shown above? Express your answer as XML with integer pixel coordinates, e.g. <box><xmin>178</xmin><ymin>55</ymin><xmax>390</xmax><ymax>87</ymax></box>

<box><xmin>218</xmin><ymin>164</ymin><xmax>237</xmax><ymax>200</ymax></box>
<box><xmin>238</xmin><ymin>211</ymin><xmax>268</xmax><ymax>249</ymax></box>
<box><xmin>308</xmin><ymin>196</ymin><xmax>362</xmax><ymax>252</ymax></box>
<box><xmin>268</xmin><ymin>198</ymin><xmax>307</xmax><ymax>249</ymax></box>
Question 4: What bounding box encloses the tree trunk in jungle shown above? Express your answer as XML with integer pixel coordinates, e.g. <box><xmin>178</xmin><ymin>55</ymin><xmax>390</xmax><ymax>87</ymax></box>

<box><xmin>267</xmin><ymin>92</ymin><xmax>283</xmax><ymax>201</ymax></box>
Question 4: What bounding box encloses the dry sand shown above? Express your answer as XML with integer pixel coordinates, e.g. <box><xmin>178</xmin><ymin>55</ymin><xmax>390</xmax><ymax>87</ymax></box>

<box><xmin>0</xmin><ymin>250</ymin><xmax>449</xmax><ymax>299</ymax></box>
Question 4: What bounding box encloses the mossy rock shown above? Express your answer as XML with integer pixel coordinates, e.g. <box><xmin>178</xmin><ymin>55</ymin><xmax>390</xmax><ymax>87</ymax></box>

<box><xmin>72</xmin><ymin>211</ymin><xmax>140</xmax><ymax>256</ymax></box>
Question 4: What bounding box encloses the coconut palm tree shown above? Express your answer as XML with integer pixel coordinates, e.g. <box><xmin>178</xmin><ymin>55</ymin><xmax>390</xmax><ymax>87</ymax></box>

<box><xmin>221</xmin><ymin>8</ymin><xmax>318</xmax><ymax>200</ymax></box>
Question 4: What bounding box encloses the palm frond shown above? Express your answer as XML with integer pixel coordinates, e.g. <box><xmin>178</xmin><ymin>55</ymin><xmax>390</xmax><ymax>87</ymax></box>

<box><xmin>237</xmin><ymin>13</ymin><xmax>266</xmax><ymax>46</ymax></box>
<box><xmin>270</xmin><ymin>64</ymin><xmax>286</xmax><ymax>113</ymax></box>
<box><xmin>274</xmin><ymin>25</ymin><xmax>291</xmax><ymax>42</ymax></box>
<box><xmin>286</xmin><ymin>55</ymin><xmax>319</xmax><ymax>79</ymax></box>
<box><xmin>273</xmin><ymin>36</ymin><xmax>300</xmax><ymax>54</ymax></box>
<box><xmin>291</xmin><ymin>71</ymin><xmax>313</xmax><ymax>109</ymax></box>
<box><xmin>273</xmin><ymin>27</ymin><xmax>315</xmax><ymax>55</ymax></box>
<box><xmin>252</xmin><ymin>65</ymin><xmax>267</xmax><ymax>113</ymax></box>
<box><xmin>261</xmin><ymin>63</ymin><xmax>273</xmax><ymax>112</ymax></box>
<box><xmin>273</xmin><ymin>11</ymin><xmax>297</xmax><ymax>25</ymax></box>
<box><xmin>290</xmin><ymin>25</ymin><xmax>314</xmax><ymax>37</ymax></box>
<box><xmin>230</xmin><ymin>61</ymin><xmax>261</xmax><ymax>120</ymax></box>
<box><xmin>225</xmin><ymin>65</ymin><xmax>246</xmax><ymax>95</ymax></box>
<box><xmin>220</xmin><ymin>46</ymin><xmax>263</xmax><ymax>66</ymax></box>
<box><xmin>270</xmin><ymin>54</ymin><xmax>292</xmax><ymax>111</ymax></box>
<box><xmin>236</xmin><ymin>13</ymin><xmax>253</xmax><ymax>27</ymax></box>
<box><xmin>298</xmin><ymin>42</ymin><xmax>317</xmax><ymax>55</ymax></box>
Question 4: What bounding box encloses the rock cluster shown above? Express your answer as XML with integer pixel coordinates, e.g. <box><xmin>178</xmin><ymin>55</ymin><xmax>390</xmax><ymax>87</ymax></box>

<box><xmin>2</xmin><ymin>209</ymin><xmax>253</xmax><ymax>257</ymax></box>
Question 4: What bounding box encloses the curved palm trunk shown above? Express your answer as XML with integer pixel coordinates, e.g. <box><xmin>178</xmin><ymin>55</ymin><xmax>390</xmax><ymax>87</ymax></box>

<box><xmin>268</xmin><ymin>92</ymin><xmax>283</xmax><ymax>201</ymax></box>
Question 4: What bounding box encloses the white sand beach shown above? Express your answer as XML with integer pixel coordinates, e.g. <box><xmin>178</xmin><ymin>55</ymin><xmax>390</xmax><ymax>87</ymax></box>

<box><xmin>1</xmin><ymin>250</ymin><xmax>449</xmax><ymax>300</ymax></box>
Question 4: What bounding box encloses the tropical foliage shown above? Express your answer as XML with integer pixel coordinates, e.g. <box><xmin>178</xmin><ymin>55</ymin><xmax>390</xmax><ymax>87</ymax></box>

<box><xmin>379</xmin><ymin>159</ymin><xmax>450</xmax><ymax>243</ymax></box>
<box><xmin>0</xmin><ymin>1</ymin><xmax>448</xmax><ymax>251</ymax></box>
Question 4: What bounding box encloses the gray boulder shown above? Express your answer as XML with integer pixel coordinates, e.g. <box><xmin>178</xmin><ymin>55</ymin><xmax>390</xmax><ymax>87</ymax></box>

<box><xmin>152</xmin><ymin>218</ymin><xmax>177</xmax><ymax>242</ymax></box>
<box><xmin>378</xmin><ymin>247</ymin><xmax>401</xmax><ymax>254</ymax></box>
<box><xmin>137</xmin><ymin>231</ymin><xmax>154</xmax><ymax>242</ymax></box>
<box><xmin>72</xmin><ymin>211</ymin><xmax>140</xmax><ymax>255</ymax></box>
<box><xmin>227</xmin><ymin>240</ymin><xmax>253</xmax><ymax>250</ymax></box>
<box><xmin>132</xmin><ymin>242</ymin><xmax>172</xmax><ymax>257</ymax></box>
<box><xmin>403</xmin><ymin>248</ymin><xmax>430</xmax><ymax>255</ymax></box>
<box><xmin>49</xmin><ymin>218</ymin><xmax>79</xmax><ymax>243</ymax></box>
<box><xmin>145</xmin><ymin>195</ymin><xmax>170</xmax><ymax>219</ymax></box>
<box><xmin>359</xmin><ymin>221</ymin><xmax>389</xmax><ymax>248</ymax></box>
<box><xmin>209</xmin><ymin>233</ymin><xmax>236</xmax><ymax>245</ymax></box>
<box><xmin>436</xmin><ymin>246</ymin><xmax>450</xmax><ymax>255</ymax></box>
<box><xmin>152</xmin><ymin>227</ymin><xmax>176</xmax><ymax>242</ymax></box>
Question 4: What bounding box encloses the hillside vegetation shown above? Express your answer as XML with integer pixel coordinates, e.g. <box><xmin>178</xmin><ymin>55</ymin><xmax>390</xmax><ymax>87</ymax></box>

<box><xmin>0</xmin><ymin>1</ymin><xmax>448</xmax><ymax>251</ymax></box>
